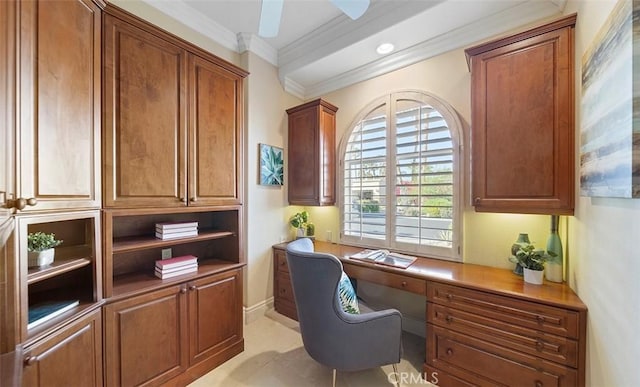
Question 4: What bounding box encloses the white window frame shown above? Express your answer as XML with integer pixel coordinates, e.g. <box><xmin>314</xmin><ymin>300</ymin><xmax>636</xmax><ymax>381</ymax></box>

<box><xmin>338</xmin><ymin>90</ymin><xmax>464</xmax><ymax>261</ymax></box>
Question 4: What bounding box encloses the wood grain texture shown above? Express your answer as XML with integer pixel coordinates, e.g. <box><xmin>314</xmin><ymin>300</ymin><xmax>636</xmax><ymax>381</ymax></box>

<box><xmin>0</xmin><ymin>0</ymin><xmax>16</xmax><ymax>212</ymax></box>
<box><xmin>287</xmin><ymin>99</ymin><xmax>338</xmax><ymax>206</ymax></box>
<box><xmin>466</xmin><ymin>15</ymin><xmax>575</xmax><ymax>215</ymax></box>
<box><xmin>17</xmin><ymin>0</ymin><xmax>102</xmax><ymax>211</ymax></box>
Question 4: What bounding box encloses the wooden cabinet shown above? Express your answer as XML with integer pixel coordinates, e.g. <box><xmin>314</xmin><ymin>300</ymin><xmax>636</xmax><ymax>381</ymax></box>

<box><xmin>22</xmin><ymin>308</ymin><xmax>102</xmax><ymax>387</ymax></box>
<box><xmin>287</xmin><ymin>99</ymin><xmax>338</xmax><ymax>206</ymax></box>
<box><xmin>103</xmin><ymin>6</ymin><xmax>246</xmax><ymax>209</ymax></box>
<box><xmin>104</xmin><ymin>269</ymin><xmax>243</xmax><ymax>386</ymax></box>
<box><xmin>5</xmin><ymin>0</ymin><xmax>102</xmax><ymax>213</ymax></box>
<box><xmin>425</xmin><ymin>281</ymin><xmax>586</xmax><ymax>386</ymax></box>
<box><xmin>272</xmin><ymin>247</ymin><xmax>298</xmax><ymax>321</ymax></box>
<box><xmin>465</xmin><ymin>15</ymin><xmax>576</xmax><ymax>215</ymax></box>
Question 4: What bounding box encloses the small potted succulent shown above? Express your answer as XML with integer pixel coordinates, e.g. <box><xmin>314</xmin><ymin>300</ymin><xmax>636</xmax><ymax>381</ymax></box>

<box><xmin>510</xmin><ymin>244</ymin><xmax>549</xmax><ymax>285</ymax></box>
<box><xmin>27</xmin><ymin>232</ymin><xmax>63</xmax><ymax>268</ymax></box>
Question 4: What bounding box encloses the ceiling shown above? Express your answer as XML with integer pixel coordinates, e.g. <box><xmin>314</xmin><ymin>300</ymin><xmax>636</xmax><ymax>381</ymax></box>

<box><xmin>142</xmin><ymin>0</ymin><xmax>567</xmax><ymax>99</ymax></box>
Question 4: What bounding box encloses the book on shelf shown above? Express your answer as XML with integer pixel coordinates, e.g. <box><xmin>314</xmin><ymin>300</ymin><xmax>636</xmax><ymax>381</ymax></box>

<box><xmin>155</xmin><ymin>225</ymin><xmax>198</xmax><ymax>234</ymax></box>
<box><xmin>155</xmin><ymin>221</ymin><xmax>199</xmax><ymax>230</ymax></box>
<box><xmin>349</xmin><ymin>249</ymin><xmax>417</xmax><ymax>269</ymax></box>
<box><xmin>155</xmin><ymin>230</ymin><xmax>198</xmax><ymax>240</ymax></box>
<box><xmin>155</xmin><ymin>263</ymin><xmax>198</xmax><ymax>274</ymax></box>
<box><xmin>28</xmin><ymin>300</ymin><xmax>80</xmax><ymax>330</ymax></box>
<box><xmin>155</xmin><ymin>265</ymin><xmax>198</xmax><ymax>279</ymax></box>
<box><xmin>156</xmin><ymin>255</ymin><xmax>198</xmax><ymax>270</ymax></box>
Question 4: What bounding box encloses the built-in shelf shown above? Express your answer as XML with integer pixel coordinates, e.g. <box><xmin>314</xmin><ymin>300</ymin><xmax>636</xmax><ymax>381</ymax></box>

<box><xmin>111</xmin><ymin>259</ymin><xmax>244</xmax><ymax>300</ymax></box>
<box><xmin>27</xmin><ymin>257</ymin><xmax>92</xmax><ymax>285</ymax></box>
<box><xmin>112</xmin><ymin>230</ymin><xmax>235</xmax><ymax>254</ymax></box>
<box><xmin>25</xmin><ymin>301</ymin><xmax>101</xmax><ymax>345</ymax></box>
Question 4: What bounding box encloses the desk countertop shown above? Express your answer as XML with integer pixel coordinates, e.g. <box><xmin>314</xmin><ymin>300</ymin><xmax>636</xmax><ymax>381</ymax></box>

<box><xmin>273</xmin><ymin>240</ymin><xmax>586</xmax><ymax>312</ymax></box>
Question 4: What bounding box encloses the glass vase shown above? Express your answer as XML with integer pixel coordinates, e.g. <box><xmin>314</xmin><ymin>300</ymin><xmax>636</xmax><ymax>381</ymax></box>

<box><xmin>545</xmin><ymin>215</ymin><xmax>564</xmax><ymax>283</ymax></box>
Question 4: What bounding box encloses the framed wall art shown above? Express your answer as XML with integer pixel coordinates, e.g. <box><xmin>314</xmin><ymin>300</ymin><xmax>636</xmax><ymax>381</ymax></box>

<box><xmin>259</xmin><ymin>143</ymin><xmax>284</xmax><ymax>186</ymax></box>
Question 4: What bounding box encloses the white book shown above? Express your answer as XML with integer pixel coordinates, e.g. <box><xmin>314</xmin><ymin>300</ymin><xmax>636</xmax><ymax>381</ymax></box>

<box><xmin>155</xmin><ymin>221</ymin><xmax>198</xmax><ymax>230</ymax></box>
<box><xmin>155</xmin><ymin>225</ymin><xmax>198</xmax><ymax>234</ymax></box>
<box><xmin>155</xmin><ymin>230</ymin><xmax>198</xmax><ymax>240</ymax></box>
<box><xmin>155</xmin><ymin>266</ymin><xmax>198</xmax><ymax>279</ymax></box>
<box><xmin>155</xmin><ymin>263</ymin><xmax>198</xmax><ymax>274</ymax></box>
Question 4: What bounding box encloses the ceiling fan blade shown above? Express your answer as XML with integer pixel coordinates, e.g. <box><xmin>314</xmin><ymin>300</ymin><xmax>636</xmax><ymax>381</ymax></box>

<box><xmin>331</xmin><ymin>0</ymin><xmax>370</xmax><ymax>20</ymax></box>
<box><xmin>259</xmin><ymin>0</ymin><xmax>284</xmax><ymax>38</ymax></box>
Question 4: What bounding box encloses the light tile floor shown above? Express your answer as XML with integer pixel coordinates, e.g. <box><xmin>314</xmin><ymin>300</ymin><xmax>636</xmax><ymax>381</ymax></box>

<box><xmin>189</xmin><ymin>310</ymin><xmax>429</xmax><ymax>386</ymax></box>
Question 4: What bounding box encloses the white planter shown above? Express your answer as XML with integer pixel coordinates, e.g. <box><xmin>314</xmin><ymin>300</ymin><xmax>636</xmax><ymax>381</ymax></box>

<box><xmin>28</xmin><ymin>248</ymin><xmax>55</xmax><ymax>268</ymax></box>
<box><xmin>523</xmin><ymin>268</ymin><xmax>544</xmax><ymax>285</ymax></box>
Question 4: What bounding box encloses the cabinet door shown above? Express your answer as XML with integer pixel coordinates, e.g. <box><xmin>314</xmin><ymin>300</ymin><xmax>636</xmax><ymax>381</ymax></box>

<box><xmin>469</xmin><ymin>22</ymin><xmax>574</xmax><ymax>215</ymax></box>
<box><xmin>22</xmin><ymin>308</ymin><xmax>102</xmax><ymax>387</ymax></box>
<box><xmin>0</xmin><ymin>0</ymin><xmax>16</xmax><ymax>213</ymax></box>
<box><xmin>287</xmin><ymin>99</ymin><xmax>337</xmax><ymax>206</ymax></box>
<box><xmin>188</xmin><ymin>55</ymin><xmax>244</xmax><ymax>206</ymax></box>
<box><xmin>17</xmin><ymin>0</ymin><xmax>101</xmax><ymax>212</ymax></box>
<box><xmin>103</xmin><ymin>285</ymin><xmax>188</xmax><ymax>386</ymax></box>
<box><xmin>103</xmin><ymin>14</ymin><xmax>188</xmax><ymax>208</ymax></box>
<box><xmin>188</xmin><ymin>269</ymin><xmax>243</xmax><ymax>366</ymax></box>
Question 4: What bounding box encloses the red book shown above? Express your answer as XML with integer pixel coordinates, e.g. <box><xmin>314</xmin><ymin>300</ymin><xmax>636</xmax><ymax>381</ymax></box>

<box><xmin>156</xmin><ymin>255</ymin><xmax>198</xmax><ymax>269</ymax></box>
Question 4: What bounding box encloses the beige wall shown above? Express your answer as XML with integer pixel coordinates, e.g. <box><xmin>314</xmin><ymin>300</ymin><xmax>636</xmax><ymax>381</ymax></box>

<box><xmin>563</xmin><ymin>1</ymin><xmax>640</xmax><ymax>385</ymax></box>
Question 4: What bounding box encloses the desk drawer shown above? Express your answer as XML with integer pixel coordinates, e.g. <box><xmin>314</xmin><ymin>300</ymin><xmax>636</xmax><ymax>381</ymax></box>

<box><xmin>427</xmin><ymin>282</ymin><xmax>580</xmax><ymax>339</ymax></box>
<box><xmin>274</xmin><ymin>249</ymin><xmax>289</xmax><ymax>274</ymax></box>
<box><xmin>276</xmin><ymin>271</ymin><xmax>295</xmax><ymax>304</ymax></box>
<box><xmin>427</xmin><ymin>324</ymin><xmax>577</xmax><ymax>387</ymax></box>
<box><xmin>343</xmin><ymin>263</ymin><xmax>426</xmax><ymax>295</ymax></box>
<box><xmin>428</xmin><ymin>303</ymin><xmax>578</xmax><ymax>367</ymax></box>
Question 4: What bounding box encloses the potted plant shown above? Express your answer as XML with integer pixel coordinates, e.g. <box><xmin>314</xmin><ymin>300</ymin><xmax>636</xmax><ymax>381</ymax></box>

<box><xmin>289</xmin><ymin>211</ymin><xmax>310</xmax><ymax>238</ymax></box>
<box><xmin>27</xmin><ymin>232</ymin><xmax>63</xmax><ymax>268</ymax></box>
<box><xmin>510</xmin><ymin>244</ymin><xmax>549</xmax><ymax>285</ymax></box>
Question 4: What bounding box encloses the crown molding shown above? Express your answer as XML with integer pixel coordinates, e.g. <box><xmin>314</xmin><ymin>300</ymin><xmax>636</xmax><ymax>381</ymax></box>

<box><xmin>141</xmin><ymin>0</ymin><xmax>238</xmax><ymax>52</ymax></box>
<box><xmin>281</xmin><ymin>77</ymin><xmax>305</xmax><ymax>100</ymax></box>
<box><xmin>237</xmin><ymin>33</ymin><xmax>279</xmax><ymax>67</ymax></box>
<box><xmin>301</xmin><ymin>0</ymin><xmax>562</xmax><ymax>99</ymax></box>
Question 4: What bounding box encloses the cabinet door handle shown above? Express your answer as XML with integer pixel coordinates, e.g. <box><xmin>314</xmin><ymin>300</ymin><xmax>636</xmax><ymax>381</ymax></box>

<box><xmin>535</xmin><ymin>340</ymin><xmax>544</xmax><ymax>351</ymax></box>
<box><xmin>190</xmin><ymin>197</ymin><xmax>198</xmax><ymax>203</ymax></box>
<box><xmin>180</xmin><ymin>287</ymin><xmax>187</xmax><ymax>294</ymax></box>
<box><xmin>473</xmin><ymin>197</ymin><xmax>481</xmax><ymax>205</ymax></box>
<box><xmin>445</xmin><ymin>315</ymin><xmax>453</xmax><ymax>323</ymax></box>
<box><xmin>446</xmin><ymin>348</ymin><xmax>453</xmax><ymax>356</ymax></box>
<box><xmin>401</xmin><ymin>281</ymin><xmax>407</xmax><ymax>287</ymax></box>
<box><xmin>536</xmin><ymin>315</ymin><xmax>545</xmax><ymax>324</ymax></box>
<box><xmin>7</xmin><ymin>197</ymin><xmax>37</xmax><ymax>211</ymax></box>
<box><xmin>179</xmin><ymin>197</ymin><xmax>187</xmax><ymax>203</ymax></box>
<box><xmin>535</xmin><ymin>381</ymin><xmax>543</xmax><ymax>387</ymax></box>
<box><xmin>189</xmin><ymin>285</ymin><xmax>197</xmax><ymax>291</ymax></box>
<box><xmin>446</xmin><ymin>293</ymin><xmax>453</xmax><ymax>301</ymax></box>
<box><xmin>24</xmin><ymin>355</ymin><xmax>37</xmax><ymax>366</ymax></box>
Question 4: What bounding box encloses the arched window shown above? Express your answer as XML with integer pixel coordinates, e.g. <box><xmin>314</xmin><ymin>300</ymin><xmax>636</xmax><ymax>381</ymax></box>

<box><xmin>339</xmin><ymin>91</ymin><xmax>464</xmax><ymax>261</ymax></box>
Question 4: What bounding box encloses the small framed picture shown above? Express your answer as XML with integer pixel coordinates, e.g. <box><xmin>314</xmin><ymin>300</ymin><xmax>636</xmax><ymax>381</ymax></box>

<box><xmin>259</xmin><ymin>144</ymin><xmax>284</xmax><ymax>186</ymax></box>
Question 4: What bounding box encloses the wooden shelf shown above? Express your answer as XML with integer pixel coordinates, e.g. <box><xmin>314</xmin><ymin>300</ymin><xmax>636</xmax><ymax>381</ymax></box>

<box><xmin>27</xmin><ymin>257</ymin><xmax>92</xmax><ymax>285</ymax></box>
<box><xmin>110</xmin><ymin>260</ymin><xmax>245</xmax><ymax>300</ymax></box>
<box><xmin>112</xmin><ymin>230</ymin><xmax>235</xmax><ymax>254</ymax></box>
<box><xmin>25</xmin><ymin>301</ymin><xmax>102</xmax><ymax>346</ymax></box>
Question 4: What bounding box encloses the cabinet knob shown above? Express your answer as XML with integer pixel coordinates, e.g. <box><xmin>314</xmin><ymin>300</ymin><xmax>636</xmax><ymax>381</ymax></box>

<box><xmin>401</xmin><ymin>281</ymin><xmax>407</xmax><ymax>287</ymax></box>
<box><xmin>180</xmin><ymin>287</ymin><xmax>187</xmax><ymax>294</ymax></box>
<box><xmin>7</xmin><ymin>197</ymin><xmax>37</xmax><ymax>210</ymax></box>
<box><xmin>446</xmin><ymin>293</ymin><xmax>453</xmax><ymax>301</ymax></box>
<box><xmin>446</xmin><ymin>348</ymin><xmax>453</xmax><ymax>356</ymax></box>
<box><xmin>473</xmin><ymin>197</ymin><xmax>480</xmax><ymax>205</ymax></box>
<box><xmin>189</xmin><ymin>285</ymin><xmax>196</xmax><ymax>291</ymax></box>
<box><xmin>536</xmin><ymin>315</ymin><xmax>545</xmax><ymax>324</ymax></box>
<box><xmin>445</xmin><ymin>315</ymin><xmax>453</xmax><ymax>323</ymax></box>
<box><xmin>24</xmin><ymin>355</ymin><xmax>37</xmax><ymax>366</ymax></box>
<box><xmin>535</xmin><ymin>381</ymin><xmax>543</xmax><ymax>387</ymax></box>
<box><xmin>535</xmin><ymin>340</ymin><xmax>544</xmax><ymax>351</ymax></box>
<box><xmin>179</xmin><ymin>197</ymin><xmax>187</xmax><ymax>203</ymax></box>
<box><xmin>190</xmin><ymin>197</ymin><xmax>198</xmax><ymax>203</ymax></box>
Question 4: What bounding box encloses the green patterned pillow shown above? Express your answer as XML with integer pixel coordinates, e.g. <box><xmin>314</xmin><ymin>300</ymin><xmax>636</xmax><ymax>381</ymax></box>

<box><xmin>338</xmin><ymin>272</ymin><xmax>360</xmax><ymax>314</ymax></box>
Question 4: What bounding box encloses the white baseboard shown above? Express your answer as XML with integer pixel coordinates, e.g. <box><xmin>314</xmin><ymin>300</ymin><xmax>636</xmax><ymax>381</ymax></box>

<box><xmin>243</xmin><ymin>297</ymin><xmax>274</xmax><ymax>325</ymax></box>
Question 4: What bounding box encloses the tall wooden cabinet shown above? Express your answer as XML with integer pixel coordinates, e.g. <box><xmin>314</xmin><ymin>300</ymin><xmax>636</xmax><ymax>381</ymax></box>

<box><xmin>466</xmin><ymin>15</ymin><xmax>576</xmax><ymax>215</ymax></box>
<box><xmin>287</xmin><ymin>99</ymin><xmax>338</xmax><ymax>206</ymax></box>
<box><xmin>7</xmin><ymin>0</ymin><xmax>102</xmax><ymax>213</ymax></box>
<box><xmin>103</xmin><ymin>9</ymin><xmax>245</xmax><ymax>209</ymax></box>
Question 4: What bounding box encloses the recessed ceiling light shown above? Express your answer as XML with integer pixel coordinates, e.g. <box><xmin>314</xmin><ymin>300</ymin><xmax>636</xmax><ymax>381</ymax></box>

<box><xmin>376</xmin><ymin>43</ymin><xmax>394</xmax><ymax>55</ymax></box>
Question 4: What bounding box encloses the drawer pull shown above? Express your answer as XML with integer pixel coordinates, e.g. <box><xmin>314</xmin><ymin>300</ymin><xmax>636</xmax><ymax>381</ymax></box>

<box><xmin>24</xmin><ymin>355</ymin><xmax>37</xmax><ymax>366</ymax></box>
<box><xmin>280</xmin><ymin>260</ymin><xmax>286</xmax><ymax>266</ymax></box>
<box><xmin>446</xmin><ymin>348</ymin><xmax>453</xmax><ymax>356</ymax></box>
<box><xmin>535</xmin><ymin>340</ymin><xmax>544</xmax><ymax>351</ymax></box>
<box><xmin>535</xmin><ymin>381</ymin><xmax>543</xmax><ymax>387</ymax></box>
<box><xmin>446</xmin><ymin>293</ymin><xmax>453</xmax><ymax>301</ymax></box>
<box><xmin>189</xmin><ymin>285</ymin><xmax>197</xmax><ymax>291</ymax></box>
<box><xmin>536</xmin><ymin>315</ymin><xmax>545</xmax><ymax>323</ymax></box>
<box><xmin>445</xmin><ymin>315</ymin><xmax>453</xmax><ymax>323</ymax></box>
<box><xmin>401</xmin><ymin>281</ymin><xmax>407</xmax><ymax>287</ymax></box>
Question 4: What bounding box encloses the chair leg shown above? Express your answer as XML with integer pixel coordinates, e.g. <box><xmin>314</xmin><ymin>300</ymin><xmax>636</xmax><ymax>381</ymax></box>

<box><xmin>392</xmin><ymin>363</ymin><xmax>399</xmax><ymax>387</ymax></box>
<box><xmin>332</xmin><ymin>369</ymin><xmax>337</xmax><ymax>387</ymax></box>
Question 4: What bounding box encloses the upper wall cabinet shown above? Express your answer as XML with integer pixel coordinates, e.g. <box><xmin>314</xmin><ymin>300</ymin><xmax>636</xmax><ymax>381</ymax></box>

<box><xmin>287</xmin><ymin>99</ymin><xmax>338</xmax><ymax>206</ymax></box>
<box><xmin>2</xmin><ymin>0</ymin><xmax>102</xmax><ymax>213</ymax></box>
<box><xmin>466</xmin><ymin>15</ymin><xmax>576</xmax><ymax>215</ymax></box>
<box><xmin>102</xmin><ymin>8</ymin><xmax>246</xmax><ymax>209</ymax></box>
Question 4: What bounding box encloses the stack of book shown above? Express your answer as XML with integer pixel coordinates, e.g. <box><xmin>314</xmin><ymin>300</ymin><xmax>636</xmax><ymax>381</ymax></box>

<box><xmin>155</xmin><ymin>255</ymin><xmax>198</xmax><ymax>279</ymax></box>
<box><xmin>155</xmin><ymin>221</ymin><xmax>198</xmax><ymax>240</ymax></box>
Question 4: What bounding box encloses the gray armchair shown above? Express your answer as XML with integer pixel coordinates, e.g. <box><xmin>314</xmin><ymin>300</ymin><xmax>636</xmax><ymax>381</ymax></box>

<box><xmin>285</xmin><ymin>238</ymin><xmax>402</xmax><ymax>386</ymax></box>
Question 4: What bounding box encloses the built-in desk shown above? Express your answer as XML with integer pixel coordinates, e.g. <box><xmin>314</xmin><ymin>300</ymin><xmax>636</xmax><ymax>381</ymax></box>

<box><xmin>273</xmin><ymin>241</ymin><xmax>587</xmax><ymax>386</ymax></box>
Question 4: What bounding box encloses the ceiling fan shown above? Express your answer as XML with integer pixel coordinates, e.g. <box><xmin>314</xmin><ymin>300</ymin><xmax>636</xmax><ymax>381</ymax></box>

<box><xmin>258</xmin><ymin>0</ymin><xmax>371</xmax><ymax>38</ymax></box>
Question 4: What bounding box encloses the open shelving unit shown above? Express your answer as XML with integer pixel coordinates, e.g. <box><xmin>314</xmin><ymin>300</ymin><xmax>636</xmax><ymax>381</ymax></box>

<box><xmin>103</xmin><ymin>206</ymin><xmax>243</xmax><ymax>299</ymax></box>
<box><xmin>16</xmin><ymin>211</ymin><xmax>101</xmax><ymax>345</ymax></box>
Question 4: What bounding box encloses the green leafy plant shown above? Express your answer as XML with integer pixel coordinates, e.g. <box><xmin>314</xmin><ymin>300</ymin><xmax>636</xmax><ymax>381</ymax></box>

<box><xmin>290</xmin><ymin>211</ymin><xmax>310</xmax><ymax>235</ymax></box>
<box><xmin>27</xmin><ymin>232</ymin><xmax>63</xmax><ymax>252</ymax></box>
<box><xmin>510</xmin><ymin>244</ymin><xmax>549</xmax><ymax>271</ymax></box>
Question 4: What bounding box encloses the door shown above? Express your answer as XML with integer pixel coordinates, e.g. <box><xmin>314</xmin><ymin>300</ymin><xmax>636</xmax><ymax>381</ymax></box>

<box><xmin>22</xmin><ymin>308</ymin><xmax>102</xmax><ymax>387</ymax></box>
<box><xmin>103</xmin><ymin>284</ymin><xmax>188</xmax><ymax>386</ymax></box>
<box><xmin>16</xmin><ymin>0</ymin><xmax>101</xmax><ymax>212</ymax></box>
<box><xmin>103</xmin><ymin>14</ymin><xmax>188</xmax><ymax>208</ymax></box>
<box><xmin>188</xmin><ymin>269</ymin><xmax>242</xmax><ymax>366</ymax></box>
<box><xmin>188</xmin><ymin>55</ymin><xmax>244</xmax><ymax>206</ymax></box>
<box><xmin>0</xmin><ymin>0</ymin><xmax>16</xmax><ymax>214</ymax></box>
